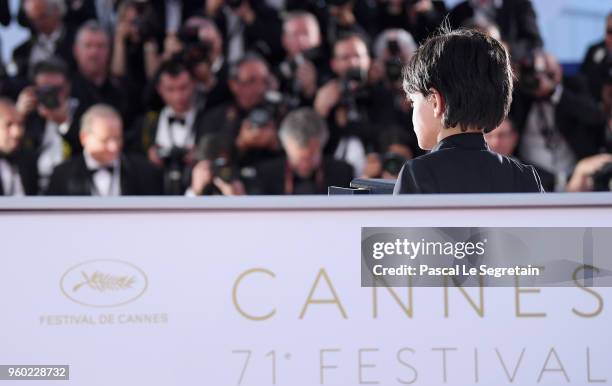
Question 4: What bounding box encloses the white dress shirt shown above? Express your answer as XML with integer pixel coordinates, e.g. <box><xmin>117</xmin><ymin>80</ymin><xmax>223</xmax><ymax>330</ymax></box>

<box><xmin>83</xmin><ymin>152</ymin><xmax>121</xmax><ymax>196</ymax></box>
<box><xmin>0</xmin><ymin>159</ymin><xmax>25</xmax><ymax>196</ymax></box>
<box><xmin>155</xmin><ymin>106</ymin><xmax>196</xmax><ymax>153</ymax></box>
<box><xmin>37</xmin><ymin>99</ymin><xmax>78</xmax><ymax>191</ymax></box>
<box><xmin>29</xmin><ymin>28</ymin><xmax>62</xmax><ymax>68</ymax></box>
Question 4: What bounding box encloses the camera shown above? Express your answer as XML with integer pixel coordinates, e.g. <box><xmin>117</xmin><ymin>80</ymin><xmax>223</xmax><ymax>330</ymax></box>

<box><xmin>247</xmin><ymin>91</ymin><xmax>284</xmax><ymax>129</ymax></box>
<box><xmin>593</xmin><ymin>162</ymin><xmax>612</xmax><ymax>192</ymax></box>
<box><xmin>35</xmin><ymin>85</ymin><xmax>62</xmax><ymax>109</ymax></box>
<box><xmin>385</xmin><ymin>39</ymin><xmax>403</xmax><ymax>83</ymax></box>
<box><xmin>212</xmin><ymin>157</ymin><xmax>239</xmax><ymax>183</ymax></box>
<box><xmin>157</xmin><ymin>146</ymin><xmax>190</xmax><ymax>195</ymax></box>
<box><xmin>339</xmin><ymin>67</ymin><xmax>367</xmax><ymax>122</ymax></box>
<box><xmin>381</xmin><ymin>152</ymin><xmax>407</xmax><ymax>177</ymax></box>
<box><xmin>517</xmin><ymin>50</ymin><xmax>546</xmax><ymax>95</ymax></box>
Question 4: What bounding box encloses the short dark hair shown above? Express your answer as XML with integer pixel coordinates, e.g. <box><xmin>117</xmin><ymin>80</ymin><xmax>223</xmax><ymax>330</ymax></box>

<box><xmin>30</xmin><ymin>57</ymin><xmax>69</xmax><ymax>81</ymax></box>
<box><xmin>402</xmin><ymin>27</ymin><xmax>513</xmax><ymax>133</ymax></box>
<box><xmin>154</xmin><ymin>59</ymin><xmax>191</xmax><ymax>85</ymax></box>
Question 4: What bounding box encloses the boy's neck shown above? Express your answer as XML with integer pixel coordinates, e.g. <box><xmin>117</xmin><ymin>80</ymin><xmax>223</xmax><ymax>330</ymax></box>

<box><xmin>437</xmin><ymin>126</ymin><xmax>482</xmax><ymax>143</ymax></box>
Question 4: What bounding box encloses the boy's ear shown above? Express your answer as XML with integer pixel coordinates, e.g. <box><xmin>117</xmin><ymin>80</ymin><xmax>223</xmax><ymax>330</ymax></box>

<box><xmin>429</xmin><ymin>88</ymin><xmax>445</xmax><ymax>119</ymax></box>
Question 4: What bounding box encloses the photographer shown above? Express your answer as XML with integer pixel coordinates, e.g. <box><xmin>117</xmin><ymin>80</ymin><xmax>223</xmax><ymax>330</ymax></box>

<box><xmin>186</xmin><ymin>132</ymin><xmax>245</xmax><ymax>196</ymax></box>
<box><xmin>131</xmin><ymin>60</ymin><xmax>204</xmax><ymax>195</ymax></box>
<box><xmin>277</xmin><ymin>11</ymin><xmax>326</xmax><ymax>108</ymax></box>
<box><xmin>11</xmin><ymin>0</ymin><xmax>75</xmax><ymax>81</ymax></box>
<box><xmin>314</xmin><ymin>33</ymin><xmax>377</xmax><ymax>177</ymax></box>
<box><xmin>110</xmin><ymin>0</ymin><xmax>160</xmax><ymax>112</ymax></box>
<box><xmin>448</xmin><ymin>0</ymin><xmax>543</xmax><ymax>59</ymax></box>
<box><xmin>252</xmin><ymin>107</ymin><xmax>353</xmax><ymax>195</ymax></box>
<box><xmin>580</xmin><ymin>12</ymin><xmax>612</xmax><ymax>103</ymax></box>
<box><xmin>566</xmin><ymin>154</ymin><xmax>612</xmax><ymax>192</ymax></box>
<box><xmin>70</xmin><ymin>20</ymin><xmax>131</xmax><ymax>126</ymax></box>
<box><xmin>16</xmin><ymin>58</ymin><xmax>81</xmax><ymax>192</ymax></box>
<box><xmin>368</xmin><ymin>29</ymin><xmax>422</xmax><ymax>160</ymax></box>
<box><xmin>512</xmin><ymin>50</ymin><xmax>607</xmax><ymax>191</ymax></box>
<box><xmin>363</xmin><ymin>127</ymin><xmax>415</xmax><ymax>180</ymax></box>
<box><xmin>199</xmin><ymin>54</ymin><xmax>281</xmax><ymax>170</ymax></box>
<box><xmin>375</xmin><ymin>0</ymin><xmax>448</xmax><ymax>44</ymax></box>
<box><xmin>205</xmin><ymin>0</ymin><xmax>283</xmax><ymax>65</ymax></box>
<box><xmin>177</xmin><ymin>16</ymin><xmax>231</xmax><ymax>112</ymax></box>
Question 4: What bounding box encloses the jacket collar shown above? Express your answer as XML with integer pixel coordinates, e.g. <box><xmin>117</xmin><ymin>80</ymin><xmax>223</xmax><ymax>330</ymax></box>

<box><xmin>431</xmin><ymin>132</ymin><xmax>489</xmax><ymax>152</ymax></box>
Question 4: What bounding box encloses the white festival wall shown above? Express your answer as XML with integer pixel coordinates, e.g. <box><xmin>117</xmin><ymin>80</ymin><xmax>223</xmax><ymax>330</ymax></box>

<box><xmin>0</xmin><ymin>197</ymin><xmax>611</xmax><ymax>386</ymax></box>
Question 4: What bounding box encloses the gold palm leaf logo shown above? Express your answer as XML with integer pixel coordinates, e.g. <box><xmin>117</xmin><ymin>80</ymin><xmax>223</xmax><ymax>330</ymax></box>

<box><xmin>73</xmin><ymin>271</ymin><xmax>136</xmax><ymax>293</ymax></box>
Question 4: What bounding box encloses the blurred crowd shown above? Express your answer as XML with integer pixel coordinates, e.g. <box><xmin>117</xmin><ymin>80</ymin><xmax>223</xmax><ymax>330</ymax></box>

<box><xmin>0</xmin><ymin>0</ymin><xmax>610</xmax><ymax>196</ymax></box>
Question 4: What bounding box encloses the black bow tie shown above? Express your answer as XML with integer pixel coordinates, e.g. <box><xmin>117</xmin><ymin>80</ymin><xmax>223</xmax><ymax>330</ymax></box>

<box><xmin>0</xmin><ymin>152</ymin><xmax>17</xmax><ymax>165</ymax></box>
<box><xmin>168</xmin><ymin>115</ymin><xmax>186</xmax><ymax>126</ymax></box>
<box><xmin>88</xmin><ymin>165</ymin><xmax>114</xmax><ymax>175</ymax></box>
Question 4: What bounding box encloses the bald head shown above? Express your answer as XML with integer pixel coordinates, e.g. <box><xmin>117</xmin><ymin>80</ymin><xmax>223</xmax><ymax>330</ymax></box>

<box><xmin>79</xmin><ymin>104</ymin><xmax>123</xmax><ymax>165</ymax></box>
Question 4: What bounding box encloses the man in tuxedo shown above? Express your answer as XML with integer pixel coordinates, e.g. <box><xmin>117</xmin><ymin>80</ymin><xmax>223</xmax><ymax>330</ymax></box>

<box><xmin>11</xmin><ymin>0</ymin><xmax>75</xmax><ymax>80</ymax></box>
<box><xmin>0</xmin><ymin>99</ymin><xmax>39</xmax><ymax>196</ymax></box>
<box><xmin>252</xmin><ymin>107</ymin><xmax>353</xmax><ymax>195</ymax></box>
<box><xmin>70</xmin><ymin>20</ymin><xmax>131</xmax><ymax>126</ymax></box>
<box><xmin>46</xmin><ymin>104</ymin><xmax>162</xmax><ymax>196</ymax></box>
<box><xmin>511</xmin><ymin>51</ymin><xmax>607</xmax><ymax>191</ymax></box>
<box><xmin>394</xmin><ymin>28</ymin><xmax>543</xmax><ymax>194</ymax></box>
<box><xmin>130</xmin><ymin>59</ymin><xmax>205</xmax><ymax>195</ymax></box>
<box><xmin>16</xmin><ymin>58</ymin><xmax>82</xmax><ymax>191</ymax></box>
<box><xmin>277</xmin><ymin>11</ymin><xmax>325</xmax><ymax>108</ymax></box>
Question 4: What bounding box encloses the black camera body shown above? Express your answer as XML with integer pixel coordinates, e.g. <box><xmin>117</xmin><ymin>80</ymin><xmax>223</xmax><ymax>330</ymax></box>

<box><xmin>35</xmin><ymin>85</ymin><xmax>62</xmax><ymax>109</ymax></box>
<box><xmin>158</xmin><ymin>146</ymin><xmax>190</xmax><ymax>195</ymax></box>
<box><xmin>339</xmin><ymin>67</ymin><xmax>367</xmax><ymax>122</ymax></box>
<box><xmin>212</xmin><ymin>157</ymin><xmax>239</xmax><ymax>183</ymax></box>
<box><xmin>385</xmin><ymin>39</ymin><xmax>404</xmax><ymax>83</ymax></box>
<box><xmin>593</xmin><ymin>162</ymin><xmax>612</xmax><ymax>192</ymax></box>
<box><xmin>247</xmin><ymin>91</ymin><xmax>284</xmax><ymax>129</ymax></box>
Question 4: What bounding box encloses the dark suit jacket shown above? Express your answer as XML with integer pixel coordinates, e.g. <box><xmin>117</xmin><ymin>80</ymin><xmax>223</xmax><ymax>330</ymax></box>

<box><xmin>0</xmin><ymin>149</ymin><xmax>39</xmax><ymax>196</ymax></box>
<box><xmin>393</xmin><ymin>133</ymin><xmax>544</xmax><ymax>194</ymax></box>
<box><xmin>22</xmin><ymin>110</ymin><xmax>83</xmax><ymax>157</ymax></box>
<box><xmin>11</xmin><ymin>27</ymin><xmax>75</xmax><ymax>80</ymax></box>
<box><xmin>252</xmin><ymin>156</ymin><xmax>354</xmax><ymax>195</ymax></box>
<box><xmin>46</xmin><ymin>153</ymin><xmax>163</xmax><ymax>195</ymax></box>
<box><xmin>126</xmin><ymin>107</ymin><xmax>208</xmax><ymax>154</ymax></box>
<box><xmin>510</xmin><ymin>76</ymin><xmax>607</xmax><ymax>162</ymax></box>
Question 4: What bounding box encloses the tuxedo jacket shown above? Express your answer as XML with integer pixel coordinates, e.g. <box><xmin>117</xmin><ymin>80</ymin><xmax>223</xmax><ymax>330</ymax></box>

<box><xmin>393</xmin><ymin>133</ymin><xmax>544</xmax><ymax>194</ymax></box>
<box><xmin>126</xmin><ymin>108</ymin><xmax>208</xmax><ymax>154</ymax></box>
<box><xmin>0</xmin><ymin>149</ymin><xmax>39</xmax><ymax>196</ymax></box>
<box><xmin>22</xmin><ymin>110</ymin><xmax>83</xmax><ymax>157</ymax></box>
<box><xmin>11</xmin><ymin>28</ymin><xmax>74</xmax><ymax>80</ymax></box>
<box><xmin>46</xmin><ymin>153</ymin><xmax>163</xmax><ymax>196</ymax></box>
